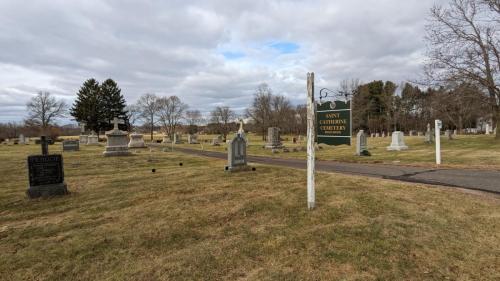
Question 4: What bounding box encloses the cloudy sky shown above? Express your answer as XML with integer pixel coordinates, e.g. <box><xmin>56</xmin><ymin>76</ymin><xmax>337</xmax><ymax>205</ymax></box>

<box><xmin>0</xmin><ymin>0</ymin><xmax>436</xmax><ymax>123</ymax></box>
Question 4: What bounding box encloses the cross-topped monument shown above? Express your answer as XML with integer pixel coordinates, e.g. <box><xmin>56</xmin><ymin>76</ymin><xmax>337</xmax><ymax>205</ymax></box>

<box><xmin>79</xmin><ymin>122</ymin><xmax>86</xmax><ymax>134</ymax></box>
<box><xmin>112</xmin><ymin>117</ymin><xmax>125</xmax><ymax>131</ymax></box>
<box><xmin>40</xmin><ymin>135</ymin><xmax>48</xmax><ymax>155</ymax></box>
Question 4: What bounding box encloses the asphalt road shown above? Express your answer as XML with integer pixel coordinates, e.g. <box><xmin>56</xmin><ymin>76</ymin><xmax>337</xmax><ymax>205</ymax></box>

<box><xmin>176</xmin><ymin>148</ymin><xmax>500</xmax><ymax>194</ymax></box>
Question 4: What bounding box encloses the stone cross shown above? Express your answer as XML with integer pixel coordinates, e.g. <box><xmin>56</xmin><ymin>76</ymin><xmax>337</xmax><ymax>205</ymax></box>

<box><xmin>40</xmin><ymin>136</ymin><xmax>48</xmax><ymax>155</ymax></box>
<box><xmin>79</xmin><ymin>123</ymin><xmax>86</xmax><ymax>134</ymax></box>
<box><xmin>112</xmin><ymin>117</ymin><xmax>124</xmax><ymax>130</ymax></box>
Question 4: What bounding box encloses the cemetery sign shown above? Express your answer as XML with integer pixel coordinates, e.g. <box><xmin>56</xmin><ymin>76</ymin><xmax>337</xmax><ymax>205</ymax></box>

<box><xmin>316</xmin><ymin>100</ymin><xmax>352</xmax><ymax>146</ymax></box>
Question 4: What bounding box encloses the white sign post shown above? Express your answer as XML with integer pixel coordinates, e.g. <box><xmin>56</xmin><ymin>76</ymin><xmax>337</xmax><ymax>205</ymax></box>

<box><xmin>435</xmin><ymin>119</ymin><xmax>442</xmax><ymax>165</ymax></box>
<box><xmin>306</xmin><ymin>72</ymin><xmax>315</xmax><ymax>210</ymax></box>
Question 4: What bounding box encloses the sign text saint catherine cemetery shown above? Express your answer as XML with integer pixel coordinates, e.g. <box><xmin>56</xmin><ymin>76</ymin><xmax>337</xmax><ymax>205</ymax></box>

<box><xmin>316</xmin><ymin>100</ymin><xmax>352</xmax><ymax>146</ymax></box>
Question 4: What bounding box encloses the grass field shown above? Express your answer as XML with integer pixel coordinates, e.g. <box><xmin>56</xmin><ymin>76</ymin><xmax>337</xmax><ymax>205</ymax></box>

<box><xmin>0</xmin><ymin>144</ymin><xmax>499</xmax><ymax>280</ymax></box>
<box><xmin>167</xmin><ymin>133</ymin><xmax>500</xmax><ymax>170</ymax></box>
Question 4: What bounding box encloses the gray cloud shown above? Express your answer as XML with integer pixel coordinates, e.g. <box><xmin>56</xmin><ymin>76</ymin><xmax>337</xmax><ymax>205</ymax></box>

<box><xmin>0</xmin><ymin>0</ymin><xmax>435</xmax><ymax>123</ymax></box>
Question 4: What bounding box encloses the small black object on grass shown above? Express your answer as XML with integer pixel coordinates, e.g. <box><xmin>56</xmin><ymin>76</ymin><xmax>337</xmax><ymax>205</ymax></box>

<box><xmin>152</xmin><ymin>168</ymin><xmax>156</xmax><ymax>173</ymax></box>
<box><xmin>252</xmin><ymin>167</ymin><xmax>256</xmax><ymax>171</ymax></box>
<box><xmin>179</xmin><ymin>162</ymin><xmax>183</xmax><ymax>166</ymax></box>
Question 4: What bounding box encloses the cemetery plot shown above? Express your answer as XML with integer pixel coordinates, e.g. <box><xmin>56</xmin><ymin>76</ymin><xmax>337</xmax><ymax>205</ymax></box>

<box><xmin>176</xmin><ymin>133</ymin><xmax>500</xmax><ymax>170</ymax></box>
<box><xmin>0</xmin><ymin>144</ymin><xmax>499</xmax><ymax>280</ymax></box>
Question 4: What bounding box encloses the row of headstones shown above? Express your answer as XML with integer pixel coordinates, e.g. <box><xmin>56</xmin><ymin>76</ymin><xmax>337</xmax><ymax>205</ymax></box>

<box><xmin>2</xmin><ymin>134</ymin><xmax>31</xmax><ymax>145</ymax></box>
<box><xmin>355</xmin><ymin>125</ymin><xmax>467</xmax><ymax>156</ymax></box>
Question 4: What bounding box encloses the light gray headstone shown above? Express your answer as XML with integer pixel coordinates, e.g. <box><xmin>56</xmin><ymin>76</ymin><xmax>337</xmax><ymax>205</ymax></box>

<box><xmin>103</xmin><ymin>118</ymin><xmax>130</xmax><ymax>156</ymax></box>
<box><xmin>188</xmin><ymin>134</ymin><xmax>199</xmax><ymax>144</ymax></box>
<box><xmin>265</xmin><ymin>127</ymin><xmax>282</xmax><ymax>149</ymax></box>
<box><xmin>128</xmin><ymin>133</ymin><xmax>146</xmax><ymax>148</ymax></box>
<box><xmin>387</xmin><ymin>131</ymin><xmax>408</xmax><ymax>151</ymax></box>
<box><xmin>356</xmin><ymin>130</ymin><xmax>369</xmax><ymax>156</ymax></box>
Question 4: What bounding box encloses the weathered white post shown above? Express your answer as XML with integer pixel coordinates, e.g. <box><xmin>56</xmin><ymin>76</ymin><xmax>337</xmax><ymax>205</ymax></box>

<box><xmin>306</xmin><ymin>72</ymin><xmax>315</xmax><ymax>210</ymax></box>
<box><xmin>435</xmin><ymin>119</ymin><xmax>442</xmax><ymax>165</ymax></box>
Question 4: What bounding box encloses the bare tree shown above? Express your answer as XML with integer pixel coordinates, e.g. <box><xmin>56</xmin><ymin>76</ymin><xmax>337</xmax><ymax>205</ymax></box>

<box><xmin>270</xmin><ymin>94</ymin><xmax>294</xmax><ymax>129</ymax></box>
<box><xmin>185</xmin><ymin>109</ymin><xmax>203</xmax><ymax>134</ymax></box>
<box><xmin>26</xmin><ymin>91</ymin><xmax>66</xmax><ymax>134</ymax></box>
<box><xmin>136</xmin><ymin>93</ymin><xmax>161</xmax><ymax>141</ymax></box>
<box><xmin>158</xmin><ymin>96</ymin><xmax>188</xmax><ymax>138</ymax></box>
<box><xmin>210</xmin><ymin>106</ymin><xmax>235</xmax><ymax>141</ymax></box>
<box><xmin>246</xmin><ymin>84</ymin><xmax>273</xmax><ymax>140</ymax></box>
<box><xmin>425</xmin><ymin>0</ymin><xmax>500</xmax><ymax>138</ymax></box>
<box><xmin>125</xmin><ymin>104</ymin><xmax>141</xmax><ymax>132</ymax></box>
<box><xmin>185</xmin><ymin>110</ymin><xmax>203</xmax><ymax>126</ymax></box>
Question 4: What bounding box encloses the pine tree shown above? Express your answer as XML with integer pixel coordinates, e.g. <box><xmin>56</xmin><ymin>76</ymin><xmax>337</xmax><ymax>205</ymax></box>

<box><xmin>70</xmin><ymin>78</ymin><xmax>105</xmax><ymax>135</ymax></box>
<box><xmin>100</xmin><ymin>79</ymin><xmax>128</xmax><ymax>130</ymax></box>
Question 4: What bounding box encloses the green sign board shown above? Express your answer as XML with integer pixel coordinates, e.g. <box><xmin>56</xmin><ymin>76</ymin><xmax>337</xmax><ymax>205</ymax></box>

<box><xmin>316</xmin><ymin>100</ymin><xmax>351</xmax><ymax>146</ymax></box>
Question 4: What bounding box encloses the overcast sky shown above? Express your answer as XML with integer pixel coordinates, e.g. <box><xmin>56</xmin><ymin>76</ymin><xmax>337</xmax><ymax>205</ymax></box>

<box><xmin>0</xmin><ymin>0</ymin><xmax>436</xmax><ymax>123</ymax></box>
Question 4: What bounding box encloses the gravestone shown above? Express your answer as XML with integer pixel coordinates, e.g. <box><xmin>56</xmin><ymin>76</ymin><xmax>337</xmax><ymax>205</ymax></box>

<box><xmin>485</xmin><ymin>124</ymin><xmax>491</xmax><ymax>135</ymax></box>
<box><xmin>453</xmin><ymin>129</ymin><xmax>458</xmax><ymax>136</ymax></box>
<box><xmin>387</xmin><ymin>131</ymin><xmax>408</xmax><ymax>151</ymax></box>
<box><xmin>382</xmin><ymin>131</ymin><xmax>386</xmax><ymax>138</ymax></box>
<box><xmin>375</xmin><ymin>133</ymin><xmax>380</xmax><ymax>138</ymax></box>
<box><xmin>19</xmin><ymin>134</ymin><xmax>26</xmax><ymax>144</ymax></box>
<box><xmin>211</xmin><ymin>136</ymin><xmax>221</xmax><ymax>146</ymax></box>
<box><xmin>409</xmin><ymin>130</ymin><xmax>414</xmax><ymax>137</ymax></box>
<box><xmin>425</xmin><ymin>123</ymin><xmax>434</xmax><ymax>143</ymax></box>
<box><xmin>417</xmin><ymin>132</ymin><xmax>423</xmax><ymax>137</ymax></box>
<box><xmin>87</xmin><ymin>131</ymin><xmax>99</xmax><ymax>145</ymax></box>
<box><xmin>173</xmin><ymin>133</ymin><xmax>183</xmax><ymax>144</ymax></box>
<box><xmin>370</xmin><ymin>133</ymin><xmax>375</xmax><ymax>138</ymax></box>
<box><xmin>24</xmin><ymin>137</ymin><xmax>30</xmax><ymax>144</ymax></box>
<box><xmin>103</xmin><ymin>117</ymin><xmax>131</xmax><ymax>156</ymax></box>
<box><xmin>162</xmin><ymin>134</ymin><xmax>171</xmax><ymax>144</ymax></box>
<box><xmin>355</xmin><ymin>130</ymin><xmax>370</xmax><ymax>156</ymax></box>
<box><xmin>128</xmin><ymin>133</ymin><xmax>146</xmax><ymax>148</ymax></box>
<box><xmin>265</xmin><ymin>127</ymin><xmax>282</xmax><ymax>149</ymax></box>
<box><xmin>62</xmin><ymin>140</ymin><xmax>79</xmax><ymax>151</ymax></box>
<box><xmin>188</xmin><ymin>134</ymin><xmax>199</xmax><ymax>144</ymax></box>
<box><xmin>26</xmin><ymin>136</ymin><xmax>68</xmax><ymax>198</ymax></box>
<box><xmin>445</xmin><ymin>130</ymin><xmax>453</xmax><ymax>140</ymax></box>
<box><xmin>79</xmin><ymin>135</ymin><xmax>88</xmax><ymax>145</ymax></box>
<box><xmin>79</xmin><ymin>123</ymin><xmax>88</xmax><ymax>144</ymax></box>
<box><xmin>225</xmin><ymin>133</ymin><xmax>248</xmax><ymax>171</ymax></box>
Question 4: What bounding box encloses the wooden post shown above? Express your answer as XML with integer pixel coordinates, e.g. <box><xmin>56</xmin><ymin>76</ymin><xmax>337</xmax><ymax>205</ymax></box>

<box><xmin>307</xmin><ymin>72</ymin><xmax>315</xmax><ymax>210</ymax></box>
<box><xmin>435</xmin><ymin>119</ymin><xmax>441</xmax><ymax>165</ymax></box>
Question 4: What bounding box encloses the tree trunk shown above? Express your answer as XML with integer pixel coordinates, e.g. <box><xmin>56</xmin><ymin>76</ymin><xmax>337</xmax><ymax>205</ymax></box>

<box><xmin>495</xmin><ymin>107</ymin><xmax>500</xmax><ymax>139</ymax></box>
<box><xmin>458</xmin><ymin>115</ymin><xmax>463</xmax><ymax>135</ymax></box>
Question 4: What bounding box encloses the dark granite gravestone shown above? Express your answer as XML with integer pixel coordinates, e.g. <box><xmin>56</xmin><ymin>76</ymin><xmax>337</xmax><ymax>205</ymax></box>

<box><xmin>26</xmin><ymin>136</ymin><xmax>68</xmax><ymax>198</ymax></box>
<box><xmin>62</xmin><ymin>140</ymin><xmax>79</xmax><ymax>151</ymax></box>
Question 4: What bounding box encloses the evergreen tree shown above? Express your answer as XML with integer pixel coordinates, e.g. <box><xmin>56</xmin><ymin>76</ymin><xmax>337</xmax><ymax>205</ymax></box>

<box><xmin>100</xmin><ymin>79</ymin><xmax>128</xmax><ymax>130</ymax></box>
<box><xmin>70</xmin><ymin>78</ymin><xmax>104</xmax><ymax>135</ymax></box>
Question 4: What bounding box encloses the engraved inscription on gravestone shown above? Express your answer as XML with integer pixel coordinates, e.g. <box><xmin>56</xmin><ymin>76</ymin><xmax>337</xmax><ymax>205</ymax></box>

<box><xmin>27</xmin><ymin>154</ymin><xmax>68</xmax><ymax>198</ymax></box>
<box><xmin>225</xmin><ymin>134</ymin><xmax>248</xmax><ymax>171</ymax></box>
<box><xmin>28</xmin><ymin>155</ymin><xmax>64</xmax><ymax>186</ymax></box>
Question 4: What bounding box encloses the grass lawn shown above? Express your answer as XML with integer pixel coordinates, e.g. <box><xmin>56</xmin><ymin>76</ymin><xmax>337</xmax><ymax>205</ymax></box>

<box><xmin>0</xmin><ymin>144</ymin><xmax>499</xmax><ymax>280</ymax></box>
<box><xmin>171</xmin><ymin>133</ymin><xmax>500</xmax><ymax>170</ymax></box>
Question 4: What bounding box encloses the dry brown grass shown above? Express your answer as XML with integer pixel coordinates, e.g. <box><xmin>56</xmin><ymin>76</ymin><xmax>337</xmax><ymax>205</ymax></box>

<box><xmin>0</xmin><ymin>144</ymin><xmax>499</xmax><ymax>280</ymax></box>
